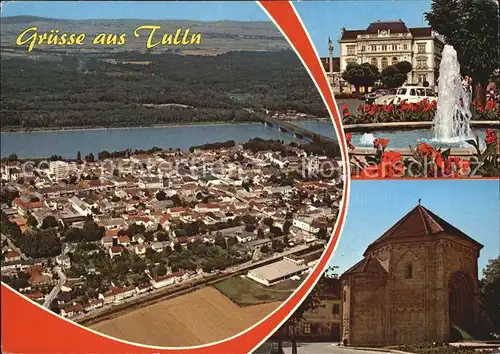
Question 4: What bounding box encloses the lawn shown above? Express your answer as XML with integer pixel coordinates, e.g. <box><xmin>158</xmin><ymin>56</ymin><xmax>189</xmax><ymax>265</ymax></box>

<box><xmin>213</xmin><ymin>275</ymin><xmax>298</xmax><ymax>306</ymax></box>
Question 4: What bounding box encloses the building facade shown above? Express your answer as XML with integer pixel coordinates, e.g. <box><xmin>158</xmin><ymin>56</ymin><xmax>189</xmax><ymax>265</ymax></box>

<box><xmin>337</xmin><ymin>20</ymin><xmax>444</xmax><ymax>91</ymax></box>
<box><xmin>340</xmin><ymin>203</ymin><xmax>483</xmax><ymax>346</ymax></box>
<box><xmin>270</xmin><ymin>278</ymin><xmax>342</xmax><ymax>342</ymax></box>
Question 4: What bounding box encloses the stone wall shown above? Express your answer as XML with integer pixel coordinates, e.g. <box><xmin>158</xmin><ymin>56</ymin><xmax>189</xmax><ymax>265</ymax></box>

<box><xmin>349</xmin><ymin>273</ymin><xmax>387</xmax><ymax>346</ymax></box>
<box><xmin>343</xmin><ymin>233</ymin><xmax>480</xmax><ymax>346</ymax></box>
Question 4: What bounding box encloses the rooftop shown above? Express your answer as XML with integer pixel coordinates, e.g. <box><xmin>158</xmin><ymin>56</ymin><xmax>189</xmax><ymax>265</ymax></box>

<box><xmin>364</xmin><ymin>203</ymin><xmax>483</xmax><ymax>256</ymax></box>
<box><xmin>248</xmin><ymin>259</ymin><xmax>309</xmax><ymax>282</ymax></box>
<box><xmin>340</xmin><ymin>20</ymin><xmax>434</xmax><ymax>40</ymax></box>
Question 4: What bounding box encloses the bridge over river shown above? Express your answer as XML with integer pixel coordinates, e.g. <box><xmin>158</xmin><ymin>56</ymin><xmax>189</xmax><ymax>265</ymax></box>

<box><xmin>260</xmin><ymin>117</ymin><xmax>341</xmax><ymax>156</ymax></box>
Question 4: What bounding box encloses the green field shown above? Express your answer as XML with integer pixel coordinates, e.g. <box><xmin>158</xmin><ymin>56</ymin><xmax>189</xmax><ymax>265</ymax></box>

<box><xmin>213</xmin><ymin>276</ymin><xmax>298</xmax><ymax>306</ymax></box>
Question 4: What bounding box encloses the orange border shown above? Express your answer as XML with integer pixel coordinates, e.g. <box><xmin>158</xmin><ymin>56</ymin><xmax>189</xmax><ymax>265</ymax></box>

<box><xmin>0</xmin><ymin>2</ymin><xmax>350</xmax><ymax>353</ymax></box>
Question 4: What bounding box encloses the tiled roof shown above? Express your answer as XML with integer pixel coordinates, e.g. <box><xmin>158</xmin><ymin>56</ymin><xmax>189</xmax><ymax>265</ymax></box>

<box><xmin>364</xmin><ymin>204</ymin><xmax>483</xmax><ymax>255</ymax></box>
<box><xmin>409</xmin><ymin>27</ymin><xmax>433</xmax><ymax>37</ymax></box>
<box><xmin>342</xmin><ymin>255</ymin><xmax>388</xmax><ymax>276</ymax></box>
<box><xmin>341</xmin><ymin>30</ymin><xmax>365</xmax><ymax>40</ymax></box>
<box><xmin>366</xmin><ymin>20</ymin><xmax>409</xmax><ymax>34</ymax></box>
<box><xmin>340</xmin><ymin>20</ymin><xmax>433</xmax><ymax>40</ymax></box>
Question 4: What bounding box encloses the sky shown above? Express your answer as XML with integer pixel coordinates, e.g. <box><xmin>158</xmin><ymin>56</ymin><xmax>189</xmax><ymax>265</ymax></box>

<box><xmin>2</xmin><ymin>1</ymin><xmax>433</xmax><ymax>56</ymax></box>
<box><xmin>0</xmin><ymin>1</ymin><xmax>269</xmax><ymax>21</ymax></box>
<box><xmin>329</xmin><ymin>180</ymin><xmax>500</xmax><ymax>279</ymax></box>
<box><xmin>294</xmin><ymin>1</ymin><xmax>433</xmax><ymax>57</ymax></box>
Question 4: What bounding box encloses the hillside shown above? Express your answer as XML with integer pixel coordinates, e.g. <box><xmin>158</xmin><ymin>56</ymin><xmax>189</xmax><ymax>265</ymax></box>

<box><xmin>1</xmin><ymin>50</ymin><xmax>328</xmax><ymax>129</ymax></box>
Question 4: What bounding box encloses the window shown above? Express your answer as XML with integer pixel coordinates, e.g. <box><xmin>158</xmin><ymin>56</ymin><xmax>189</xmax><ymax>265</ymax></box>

<box><xmin>343</xmin><ymin>290</ymin><xmax>347</xmax><ymax>302</ymax></box>
<box><xmin>381</xmin><ymin>57</ymin><xmax>388</xmax><ymax>69</ymax></box>
<box><xmin>416</xmin><ymin>88</ymin><xmax>425</xmax><ymax>96</ymax></box>
<box><xmin>405</xmin><ymin>263</ymin><xmax>413</xmax><ymax>278</ymax></box>
<box><xmin>403</xmin><ymin>44</ymin><xmax>408</xmax><ymax>50</ymax></box>
<box><xmin>417</xmin><ymin>43</ymin><xmax>426</xmax><ymax>53</ymax></box>
<box><xmin>410</xmin><ymin>89</ymin><xmax>416</xmax><ymax>96</ymax></box>
<box><xmin>371</xmin><ymin>45</ymin><xmax>377</xmax><ymax>52</ymax></box>
<box><xmin>332</xmin><ymin>304</ymin><xmax>340</xmax><ymax>314</ymax></box>
<box><xmin>417</xmin><ymin>57</ymin><xmax>427</xmax><ymax>69</ymax></box>
<box><xmin>397</xmin><ymin>88</ymin><xmax>407</xmax><ymax>95</ymax></box>
<box><xmin>392</xmin><ymin>57</ymin><xmax>398</xmax><ymax>65</ymax></box>
<box><xmin>381</xmin><ymin>44</ymin><xmax>388</xmax><ymax>51</ymax></box>
<box><xmin>347</xmin><ymin>45</ymin><xmax>355</xmax><ymax>55</ymax></box>
<box><xmin>361</xmin><ymin>45</ymin><xmax>366</xmax><ymax>52</ymax></box>
<box><xmin>392</xmin><ymin>44</ymin><xmax>398</xmax><ymax>51</ymax></box>
<box><xmin>426</xmin><ymin>89</ymin><xmax>435</xmax><ymax>97</ymax></box>
<box><xmin>371</xmin><ymin>57</ymin><xmax>378</xmax><ymax>67</ymax></box>
<box><xmin>303</xmin><ymin>323</ymin><xmax>311</xmax><ymax>334</ymax></box>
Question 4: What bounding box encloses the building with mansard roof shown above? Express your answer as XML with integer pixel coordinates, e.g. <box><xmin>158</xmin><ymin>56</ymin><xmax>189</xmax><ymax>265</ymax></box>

<box><xmin>332</xmin><ymin>20</ymin><xmax>444</xmax><ymax>92</ymax></box>
<box><xmin>340</xmin><ymin>202</ymin><xmax>483</xmax><ymax>346</ymax></box>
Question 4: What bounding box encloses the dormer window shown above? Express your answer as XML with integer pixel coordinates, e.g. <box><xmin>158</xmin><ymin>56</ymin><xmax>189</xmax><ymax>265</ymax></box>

<box><xmin>405</xmin><ymin>264</ymin><xmax>413</xmax><ymax>279</ymax></box>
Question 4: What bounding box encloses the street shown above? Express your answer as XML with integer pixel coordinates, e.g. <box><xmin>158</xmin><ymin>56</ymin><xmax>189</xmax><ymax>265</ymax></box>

<box><xmin>1</xmin><ymin>233</ymin><xmax>28</xmax><ymax>260</ymax></box>
<box><xmin>43</xmin><ymin>266</ymin><xmax>67</xmax><ymax>308</ymax></box>
<box><xmin>280</xmin><ymin>343</ymin><xmax>389</xmax><ymax>354</ymax></box>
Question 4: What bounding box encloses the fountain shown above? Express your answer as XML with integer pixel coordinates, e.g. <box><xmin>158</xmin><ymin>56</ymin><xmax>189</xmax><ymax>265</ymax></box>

<box><xmin>358</xmin><ymin>133</ymin><xmax>376</xmax><ymax>146</ymax></box>
<box><xmin>433</xmin><ymin>45</ymin><xmax>473</xmax><ymax>143</ymax></box>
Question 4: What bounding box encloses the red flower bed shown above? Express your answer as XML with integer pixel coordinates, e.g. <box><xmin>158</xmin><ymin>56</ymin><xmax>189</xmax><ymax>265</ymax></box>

<box><xmin>344</xmin><ymin>99</ymin><xmax>498</xmax><ymax>125</ymax></box>
<box><xmin>347</xmin><ymin>133</ymin><xmax>498</xmax><ymax>178</ymax></box>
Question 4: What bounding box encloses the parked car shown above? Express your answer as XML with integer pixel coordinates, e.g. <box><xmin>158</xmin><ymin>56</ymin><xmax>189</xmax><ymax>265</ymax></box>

<box><xmin>379</xmin><ymin>86</ymin><xmax>437</xmax><ymax>105</ymax></box>
<box><xmin>373</xmin><ymin>88</ymin><xmax>397</xmax><ymax>105</ymax></box>
<box><xmin>364</xmin><ymin>89</ymin><xmax>388</xmax><ymax>104</ymax></box>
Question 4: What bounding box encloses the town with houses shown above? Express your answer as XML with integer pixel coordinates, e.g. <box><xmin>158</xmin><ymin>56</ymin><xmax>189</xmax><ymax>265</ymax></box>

<box><xmin>0</xmin><ymin>140</ymin><xmax>343</xmax><ymax>321</ymax></box>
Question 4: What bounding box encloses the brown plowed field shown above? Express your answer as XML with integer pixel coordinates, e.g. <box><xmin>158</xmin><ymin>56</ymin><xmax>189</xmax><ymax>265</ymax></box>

<box><xmin>90</xmin><ymin>287</ymin><xmax>281</xmax><ymax>347</ymax></box>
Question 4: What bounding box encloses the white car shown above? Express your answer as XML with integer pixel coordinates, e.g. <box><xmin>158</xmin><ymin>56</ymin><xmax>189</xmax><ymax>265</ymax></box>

<box><xmin>373</xmin><ymin>89</ymin><xmax>397</xmax><ymax>105</ymax></box>
<box><xmin>387</xmin><ymin>86</ymin><xmax>437</xmax><ymax>105</ymax></box>
<box><xmin>375</xmin><ymin>86</ymin><xmax>437</xmax><ymax>105</ymax></box>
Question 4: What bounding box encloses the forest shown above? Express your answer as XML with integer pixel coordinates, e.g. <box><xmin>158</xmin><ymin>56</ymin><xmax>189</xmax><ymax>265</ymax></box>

<box><xmin>0</xmin><ymin>50</ymin><xmax>328</xmax><ymax>129</ymax></box>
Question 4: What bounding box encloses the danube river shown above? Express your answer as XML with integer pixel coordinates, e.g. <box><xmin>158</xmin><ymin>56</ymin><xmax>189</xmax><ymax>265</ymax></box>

<box><xmin>0</xmin><ymin>121</ymin><xmax>336</xmax><ymax>159</ymax></box>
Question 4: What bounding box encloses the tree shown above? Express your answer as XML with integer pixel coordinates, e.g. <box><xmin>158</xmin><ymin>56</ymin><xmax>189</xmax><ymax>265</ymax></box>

<box><xmin>317</xmin><ymin>228</ymin><xmax>328</xmax><ymax>240</ymax></box>
<box><xmin>173</xmin><ymin>242</ymin><xmax>182</xmax><ymax>253</ymax></box>
<box><xmin>170</xmin><ymin>194</ymin><xmax>182</xmax><ymax>207</ymax></box>
<box><xmin>341</xmin><ymin>62</ymin><xmax>380</xmax><ymax>91</ymax></box>
<box><xmin>263</xmin><ymin>217</ymin><xmax>274</xmax><ymax>227</ymax></box>
<box><xmin>76</xmin><ymin>151</ymin><xmax>82</xmax><ymax>162</ymax></box>
<box><xmin>381</xmin><ymin>65</ymin><xmax>407</xmax><ymax>88</ymax></box>
<box><xmin>425</xmin><ymin>0</ymin><xmax>499</xmax><ymax>105</ymax></box>
<box><xmin>155</xmin><ymin>264</ymin><xmax>167</xmax><ymax>277</ymax></box>
<box><xmin>85</xmin><ymin>153</ymin><xmax>95</xmax><ymax>163</ymax></box>
<box><xmin>156</xmin><ymin>190</ymin><xmax>166</xmax><ymax>201</ymax></box>
<box><xmin>270</xmin><ymin>226</ymin><xmax>283</xmax><ymax>237</ymax></box>
<box><xmin>26</xmin><ymin>214</ymin><xmax>38</xmax><ymax>228</ymax></box>
<box><xmin>41</xmin><ymin>215</ymin><xmax>59</xmax><ymax>229</ymax></box>
<box><xmin>478</xmin><ymin>256</ymin><xmax>500</xmax><ymax>337</ymax></box>
<box><xmin>244</xmin><ymin>224</ymin><xmax>256</xmax><ymax>232</ymax></box>
<box><xmin>394</xmin><ymin>60</ymin><xmax>412</xmax><ymax>75</ymax></box>
<box><xmin>6</xmin><ymin>154</ymin><xmax>18</xmax><ymax>162</ymax></box>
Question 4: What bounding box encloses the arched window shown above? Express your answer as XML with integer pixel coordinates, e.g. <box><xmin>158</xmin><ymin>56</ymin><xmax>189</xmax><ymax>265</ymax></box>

<box><xmin>405</xmin><ymin>263</ymin><xmax>413</xmax><ymax>279</ymax></box>
<box><xmin>371</xmin><ymin>57</ymin><xmax>378</xmax><ymax>68</ymax></box>
<box><xmin>392</xmin><ymin>56</ymin><xmax>398</xmax><ymax>65</ymax></box>
<box><xmin>381</xmin><ymin>57</ymin><xmax>388</xmax><ymax>69</ymax></box>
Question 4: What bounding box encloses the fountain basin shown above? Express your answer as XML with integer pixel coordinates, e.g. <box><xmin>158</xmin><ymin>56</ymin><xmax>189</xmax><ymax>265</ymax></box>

<box><xmin>345</xmin><ymin>121</ymin><xmax>499</xmax><ymax>149</ymax></box>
